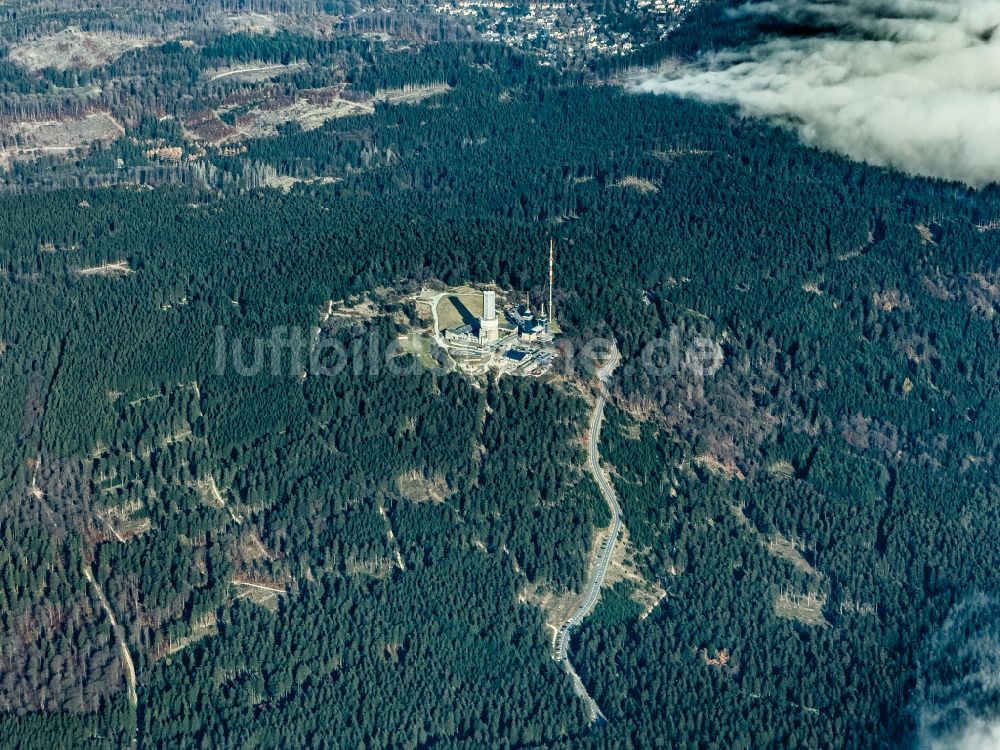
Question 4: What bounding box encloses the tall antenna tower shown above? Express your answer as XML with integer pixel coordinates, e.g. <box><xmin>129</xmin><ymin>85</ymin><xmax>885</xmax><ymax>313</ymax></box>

<box><xmin>548</xmin><ymin>238</ymin><xmax>555</xmax><ymax>325</ymax></box>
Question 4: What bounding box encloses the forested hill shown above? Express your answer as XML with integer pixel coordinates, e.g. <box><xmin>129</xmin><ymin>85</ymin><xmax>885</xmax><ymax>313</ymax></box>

<box><xmin>0</xmin><ymin>22</ymin><xmax>1000</xmax><ymax>750</ymax></box>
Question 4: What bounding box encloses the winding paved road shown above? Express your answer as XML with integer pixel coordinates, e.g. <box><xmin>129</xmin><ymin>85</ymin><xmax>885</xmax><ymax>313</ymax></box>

<box><xmin>555</xmin><ymin>341</ymin><xmax>622</xmax><ymax>723</ymax></box>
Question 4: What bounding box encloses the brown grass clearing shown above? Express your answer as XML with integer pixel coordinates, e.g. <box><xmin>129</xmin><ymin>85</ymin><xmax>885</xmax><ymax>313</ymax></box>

<box><xmin>774</xmin><ymin>590</ymin><xmax>829</xmax><ymax>627</ymax></box>
<box><xmin>74</xmin><ymin>260</ymin><xmax>133</xmax><ymax>277</ymax></box>
<box><xmin>766</xmin><ymin>460</ymin><xmax>795</xmax><ymax>479</ymax></box>
<box><xmin>611</xmin><ymin>176</ymin><xmax>658</xmax><ymax>194</ymax></box>
<box><xmin>396</xmin><ymin>470</ymin><xmax>453</xmax><ymax>503</ymax></box>
<box><xmin>9</xmin><ymin>29</ymin><xmax>158</xmax><ymax>72</ymax></box>
<box><xmin>695</xmin><ymin>453</ymin><xmax>746</xmax><ymax>481</ymax></box>
<box><xmin>1</xmin><ymin>112</ymin><xmax>124</xmax><ymax>167</ymax></box>
<box><xmin>915</xmin><ymin>223</ymin><xmax>936</xmax><ymax>244</ymax></box>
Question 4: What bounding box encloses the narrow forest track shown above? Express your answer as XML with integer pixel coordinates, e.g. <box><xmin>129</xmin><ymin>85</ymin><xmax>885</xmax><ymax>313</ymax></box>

<box><xmin>208</xmin><ymin>63</ymin><xmax>290</xmax><ymax>82</ymax></box>
<box><xmin>555</xmin><ymin>341</ymin><xmax>622</xmax><ymax>724</ymax></box>
<box><xmin>83</xmin><ymin>565</ymin><xmax>138</xmax><ymax>744</ymax></box>
<box><xmin>231</xmin><ymin>579</ymin><xmax>287</xmax><ymax>594</ymax></box>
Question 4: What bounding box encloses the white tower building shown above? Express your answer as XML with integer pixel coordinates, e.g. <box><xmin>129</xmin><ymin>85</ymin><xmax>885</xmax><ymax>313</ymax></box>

<box><xmin>479</xmin><ymin>290</ymin><xmax>499</xmax><ymax>344</ymax></box>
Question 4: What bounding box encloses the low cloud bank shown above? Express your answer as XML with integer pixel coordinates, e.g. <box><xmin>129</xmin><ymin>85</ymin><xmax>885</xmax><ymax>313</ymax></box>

<box><xmin>631</xmin><ymin>0</ymin><xmax>1000</xmax><ymax>187</ymax></box>
<box><xmin>917</xmin><ymin>594</ymin><xmax>1000</xmax><ymax>749</ymax></box>
<box><xmin>926</xmin><ymin>719</ymin><xmax>1000</xmax><ymax>750</ymax></box>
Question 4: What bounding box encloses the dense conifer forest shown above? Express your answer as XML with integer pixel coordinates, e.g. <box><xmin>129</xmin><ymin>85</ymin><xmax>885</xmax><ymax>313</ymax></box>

<box><xmin>0</xmin><ymin>2</ymin><xmax>999</xmax><ymax>748</ymax></box>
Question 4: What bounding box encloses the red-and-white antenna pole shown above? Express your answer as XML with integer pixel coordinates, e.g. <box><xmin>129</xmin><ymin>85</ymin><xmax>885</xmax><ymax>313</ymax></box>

<box><xmin>548</xmin><ymin>238</ymin><xmax>554</xmax><ymax>323</ymax></box>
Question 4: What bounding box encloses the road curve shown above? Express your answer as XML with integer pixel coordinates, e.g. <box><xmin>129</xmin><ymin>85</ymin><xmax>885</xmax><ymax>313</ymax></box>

<box><xmin>555</xmin><ymin>341</ymin><xmax>622</xmax><ymax>723</ymax></box>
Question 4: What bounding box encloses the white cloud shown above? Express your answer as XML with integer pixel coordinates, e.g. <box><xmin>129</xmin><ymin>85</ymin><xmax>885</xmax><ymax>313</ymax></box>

<box><xmin>925</xmin><ymin>718</ymin><xmax>1000</xmax><ymax>750</ymax></box>
<box><xmin>631</xmin><ymin>0</ymin><xmax>1000</xmax><ymax>186</ymax></box>
<box><xmin>917</xmin><ymin>595</ymin><xmax>1000</xmax><ymax>749</ymax></box>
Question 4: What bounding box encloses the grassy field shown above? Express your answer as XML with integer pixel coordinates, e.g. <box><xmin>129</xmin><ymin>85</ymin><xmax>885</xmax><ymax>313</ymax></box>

<box><xmin>399</xmin><ymin>332</ymin><xmax>440</xmax><ymax>370</ymax></box>
<box><xmin>436</xmin><ymin>288</ymin><xmax>486</xmax><ymax>331</ymax></box>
